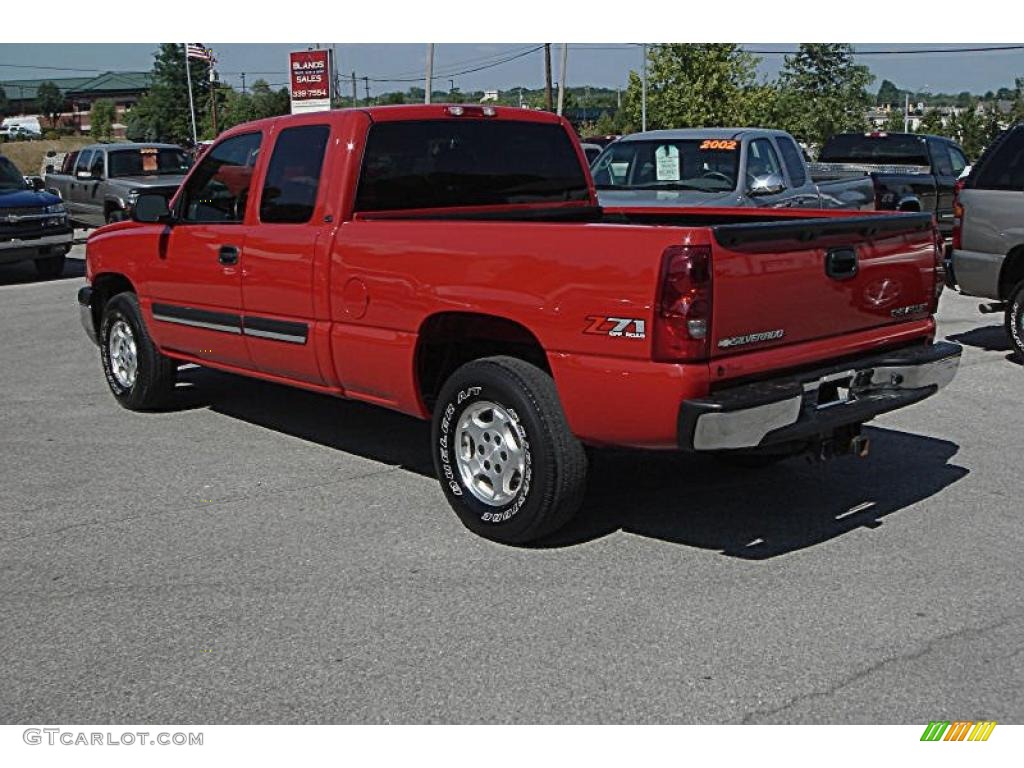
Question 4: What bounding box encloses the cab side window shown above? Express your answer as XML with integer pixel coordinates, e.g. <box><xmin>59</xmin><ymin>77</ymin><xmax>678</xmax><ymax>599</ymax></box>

<box><xmin>61</xmin><ymin>151</ymin><xmax>79</xmax><ymax>175</ymax></box>
<box><xmin>973</xmin><ymin>128</ymin><xmax>1024</xmax><ymax>190</ymax></box>
<box><xmin>89</xmin><ymin>152</ymin><xmax>105</xmax><ymax>179</ymax></box>
<box><xmin>775</xmin><ymin>136</ymin><xmax>807</xmax><ymax>187</ymax></box>
<box><xmin>259</xmin><ymin>124</ymin><xmax>330</xmax><ymax>223</ymax></box>
<box><xmin>747</xmin><ymin>139</ymin><xmax>783</xmax><ymax>182</ymax></box>
<box><xmin>74</xmin><ymin>150</ymin><xmax>94</xmax><ymax>177</ymax></box>
<box><xmin>929</xmin><ymin>140</ymin><xmax>954</xmax><ymax>176</ymax></box>
<box><xmin>179</xmin><ymin>132</ymin><xmax>262</xmax><ymax>223</ymax></box>
<box><xmin>947</xmin><ymin>145</ymin><xmax>967</xmax><ymax>177</ymax></box>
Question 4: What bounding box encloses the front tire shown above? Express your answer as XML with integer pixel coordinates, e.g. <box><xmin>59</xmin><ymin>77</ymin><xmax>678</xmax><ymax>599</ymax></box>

<box><xmin>34</xmin><ymin>254</ymin><xmax>65</xmax><ymax>279</ymax></box>
<box><xmin>431</xmin><ymin>356</ymin><xmax>587</xmax><ymax>544</ymax></box>
<box><xmin>99</xmin><ymin>292</ymin><xmax>177</xmax><ymax>410</ymax></box>
<box><xmin>1006</xmin><ymin>280</ymin><xmax>1024</xmax><ymax>361</ymax></box>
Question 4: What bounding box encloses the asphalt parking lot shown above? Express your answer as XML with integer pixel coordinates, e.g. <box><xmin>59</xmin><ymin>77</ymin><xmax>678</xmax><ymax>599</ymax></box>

<box><xmin>1</xmin><ymin>241</ymin><xmax>1021</xmax><ymax>724</ymax></box>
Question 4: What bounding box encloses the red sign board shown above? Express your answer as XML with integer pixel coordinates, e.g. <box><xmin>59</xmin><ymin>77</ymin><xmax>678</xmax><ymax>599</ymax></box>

<box><xmin>289</xmin><ymin>50</ymin><xmax>332</xmax><ymax>113</ymax></box>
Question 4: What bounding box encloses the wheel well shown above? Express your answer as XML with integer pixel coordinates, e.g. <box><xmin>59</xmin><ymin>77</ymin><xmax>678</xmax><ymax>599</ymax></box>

<box><xmin>89</xmin><ymin>273</ymin><xmax>136</xmax><ymax>335</ymax></box>
<box><xmin>415</xmin><ymin>312</ymin><xmax>550</xmax><ymax>413</ymax></box>
<box><xmin>897</xmin><ymin>199</ymin><xmax>921</xmax><ymax>212</ymax></box>
<box><xmin>998</xmin><ymin>246</ymin><xmax>1024</xmax><ymax>300</ymax></box>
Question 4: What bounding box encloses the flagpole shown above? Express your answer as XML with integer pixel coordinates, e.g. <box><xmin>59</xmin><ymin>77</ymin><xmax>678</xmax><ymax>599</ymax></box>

<box><xmin>183</xmin><ymin>43</ymin><xmax>198</xmax><ymax>145</ymax></box>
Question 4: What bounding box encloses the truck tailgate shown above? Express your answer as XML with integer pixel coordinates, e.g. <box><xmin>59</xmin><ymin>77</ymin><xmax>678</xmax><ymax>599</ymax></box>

<box><xmin>709</xmin><ymin>213</ymin><xmax>937</xmax><ymax>363</ymax></box>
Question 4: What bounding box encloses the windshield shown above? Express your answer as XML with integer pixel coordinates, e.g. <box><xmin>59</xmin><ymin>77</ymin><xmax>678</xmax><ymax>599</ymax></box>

<box><xmin>591</xmin><ymin>138</ymin><xmax>741</xmax><ymax>192</ymax></box>
<box><xmin>819</xmin><ymin>134</ymin><xmax>930</xmax><ymax>166</ymax></box>
<box><xmin>108</xmin><ymin>148</ymin><xmax>191</xmax><ymax>178</ymax></box>
<box><xmin>0</xmin><ymin>156</ymin><xmax>27</xmax><ymax>191</ymax></box>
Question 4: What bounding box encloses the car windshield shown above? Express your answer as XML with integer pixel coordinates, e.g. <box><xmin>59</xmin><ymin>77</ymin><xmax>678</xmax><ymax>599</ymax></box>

<box><xmin>819</xmin><ymin>134</ymin><xmax>930</xmax><ymax>166</ymax></box>
<box><xmin>107</xmin><ymin>148</ymin><xmax>191</xmax><ymax>178</ymax></box>
<box><xmin>0</xmin><ymin>156</ymin><xmax>27</xmax><ymax>191</ymax></box>
<box><xmin>591</xmin><ymin>138</ymin><xmax>740</xmax><ymax>192</ymax></box>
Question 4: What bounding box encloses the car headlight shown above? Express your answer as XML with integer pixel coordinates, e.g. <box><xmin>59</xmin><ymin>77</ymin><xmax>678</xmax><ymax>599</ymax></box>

<box><xmin>44</xmin><ymin>203</ymin><xmax>67</xmax><ymax>215</ymax></box>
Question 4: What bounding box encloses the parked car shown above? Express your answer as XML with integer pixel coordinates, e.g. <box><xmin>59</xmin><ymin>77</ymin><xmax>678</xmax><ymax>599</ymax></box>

<box><xmin>77</xmin><ymin>105</ymin><xmax>960</xmax><ymax>543</ymax></box>
<box><xmin>0</xmin><ymin>153</ymin><xmax>73</xmax><ymax>277</ymax></box>
<box><xmin>810</xmin><ymin>132</ymin><xmax>968</xmax><ymax>236</ymax></box>
<box><xmin>591</xmin><ymin>128</ymin><xmax>875</xmax><ymax>210</ymax></box>
<box><xmin>0</xmin><ymin>116</ymin><xmax>43</xmax><ymax>139</ymax></box>
<box><xmin>950</xmin><ymin>122</ymin><xmax>1024</xmax><ymax>359</ymax></box>
<box><xmin>45</xmin><ymin>142</ymin><xmax>191</xmax><ymax>227</ymax></box>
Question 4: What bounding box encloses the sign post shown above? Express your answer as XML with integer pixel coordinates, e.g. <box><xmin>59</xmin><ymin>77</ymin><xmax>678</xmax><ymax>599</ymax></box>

<box><xmin>289</xmin><ymin>49</ymin><xmax>333</xmax><ymax>114</ymax></box>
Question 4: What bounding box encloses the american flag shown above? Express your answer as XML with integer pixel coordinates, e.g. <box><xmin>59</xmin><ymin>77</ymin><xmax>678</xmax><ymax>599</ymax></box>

<box><xmin>185</xmin><ymin>44</ymin><xmax>214</xmax><ymax>62</ymax></box>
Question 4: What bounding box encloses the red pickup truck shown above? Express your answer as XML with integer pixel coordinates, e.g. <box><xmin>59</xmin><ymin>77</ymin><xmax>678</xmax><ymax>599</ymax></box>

<box><xmin>78</xmin><ymin>105</ymin><xmax>961</xmax><ymax>544</ymax></box>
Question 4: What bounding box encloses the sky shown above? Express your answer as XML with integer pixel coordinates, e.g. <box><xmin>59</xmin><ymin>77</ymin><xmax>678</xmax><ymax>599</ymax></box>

<box><xmin>1</xmin><ymin>43</ymin><xmax>1023</xmax><ymax>96</ymax></box>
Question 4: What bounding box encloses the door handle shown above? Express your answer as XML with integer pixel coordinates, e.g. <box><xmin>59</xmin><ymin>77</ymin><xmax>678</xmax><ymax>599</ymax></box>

<box><xmin>825</xmin><ymin>247</ymin><xmax>858</xmax><ymax>280</ymax></box>
<box><xmin>218</xmin><ymin>245</ymin><xmax>240</xmax><ymax>266</ymax></box>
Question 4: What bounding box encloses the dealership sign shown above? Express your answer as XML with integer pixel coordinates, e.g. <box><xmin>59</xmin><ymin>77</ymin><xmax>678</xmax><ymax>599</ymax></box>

<box><xmin>289</xmin><ymin>50</ymin><xmax>333</xmax><ymax>114</ymax></box>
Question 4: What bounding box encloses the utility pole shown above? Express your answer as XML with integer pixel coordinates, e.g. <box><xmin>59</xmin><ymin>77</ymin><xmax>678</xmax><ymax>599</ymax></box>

<box><xmin>556</xmin><ymin>43</ymin><xmax>568</xmax><ymax>116</ymax></box>
<box><xmin>425</xmin><ymin>43</ymin><xmax>434</xmax><ymax>104</ymax></box>
<box><xmin>241</xmin><ymin>72</ymin><xmax>246</xmax><ymax>95</ymax></box>
<box><xmin>544</xmin><ymin>44</ymin><xmax>553</xmax><ymax>111</ymax></box>
<box><xmin>904</xmin><ymin>91</ymin><xmax>910</xmax><ymax>132</ymax></box>
<box><xmin>209</xmin><ymin>68</ymin><xmax>218</xmax><ymax>137</ymax></box>
<box><xmin>351</xmin><ymin>72</ymin><xmax>357</xmax><ymax>107</ymax></box>
<box><xmin>363</xmin><ymin>76</ymin><xmax>370</xmax><ymax>105</ymax></box>
<box><xmin>641</xmin><ymin>44</ymin><xmax>648</xmax><ymax>133</ymax></box>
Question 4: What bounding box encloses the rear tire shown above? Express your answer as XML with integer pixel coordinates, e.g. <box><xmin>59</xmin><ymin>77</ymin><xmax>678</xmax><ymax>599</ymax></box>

<box><xmin>34</xmin><ymin>254</ymin><xmax>65</xmax><ymax>279</ymax></box>
<box><xmin>431</xmin><ymin>356</ymin><xmax>587</xmax><ymax>544</ymax></box>
<box><xmin>105</xmin><ymin>208</ymin><xmax>126</xmax><ymax>224</ymax></box>
<box><xmin>99</xmin><ymin>292</ymin><xmax>177</xmax><ymax>410</ymax></box>
<box><xmin>1006</xmin><ymin>280</ymin><xmax>1024</xmax><ymax>361</ymax></box>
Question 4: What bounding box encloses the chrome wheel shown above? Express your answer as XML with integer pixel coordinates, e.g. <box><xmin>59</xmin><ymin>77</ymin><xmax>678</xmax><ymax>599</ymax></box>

<box><xmin>455</xmin><ymin>400</ymin><xmax>527</xmax><ymax>506</ymax></box>
<box><xmin>108</xmin><ymin>319</ymin><xmax>138</xmax><ymax>389</ymax></box>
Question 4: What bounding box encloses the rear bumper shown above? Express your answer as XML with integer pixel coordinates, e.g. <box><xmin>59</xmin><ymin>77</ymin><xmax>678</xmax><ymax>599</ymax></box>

<box><xmin>678</xmin><ymin>341</ymin><xmax>961</xmax><ymax>451</ymax></box>
<box><xmin>951</xmin><ymin>247</ymin><xmax>1002</xmax><ymax>299</ymax></box>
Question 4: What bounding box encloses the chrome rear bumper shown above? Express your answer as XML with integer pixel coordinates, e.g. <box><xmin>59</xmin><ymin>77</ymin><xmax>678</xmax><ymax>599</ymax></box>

<box><xmin>678</xmin><ymin>341</ymin><xmax>962</xmax><ymax>451</ymax></box>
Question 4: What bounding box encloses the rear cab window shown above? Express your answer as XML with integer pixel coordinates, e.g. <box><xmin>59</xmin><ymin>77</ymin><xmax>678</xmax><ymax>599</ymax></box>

<box><xmin>259</xmin><ymin>124</ymin><xmax>331</xmax><ymax>223</ymax></box>
<box><xmin>971</xmin><ymin>127</ymin><xmax>1024</xmax><ymax>191</ymax></box>
<box><xmin>354</xmin><ymin>119</ymin><xmax>589</xmax><ymax>212</ymax></box>
<box><xmin>819</xmin><ymin>134</ymin><xmax>930</xmax><ymax>166</ymax></box>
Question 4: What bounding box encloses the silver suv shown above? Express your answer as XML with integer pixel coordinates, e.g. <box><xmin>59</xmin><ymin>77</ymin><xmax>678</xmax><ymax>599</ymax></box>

<box><xmin>951</xmin><ymin>123</ymin><xmax>1024</xmax><ymax>359</ymax></box>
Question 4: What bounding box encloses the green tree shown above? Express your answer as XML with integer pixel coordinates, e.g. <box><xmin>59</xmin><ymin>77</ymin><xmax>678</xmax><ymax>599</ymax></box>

<box><xmin>36</xmin><ymin>81</ymin><xmax>65</xmax><ymax>130</ymax></box>
<box><xmin>217</xmin><ymin>80</ymin><xmax>290</xmax><ymax>133</ymax></box>
<box><xmin>622</xmin><ymin>44</ymin><xmax>768</xmax><ymax>130</ymax></box>
<box><xmin>918</xmin><ymin>108</ymin><xmax>946</xmax><ymax>136</ymax></box>
<box><xmin>127</xmin><ymin>43</ymin><xmax>211</xmax><ymax>144</ymax></box>
<box><xmin>883</xmin><ymin>110</ymin><xmax>906</xmax><ymax>133</ymax></box>
<box><xmin>947</xmin><ymin>104</ymin><xmax>1003</xmax><ymax>159</ymax></box>
<box><xmin>876</xmin><ymin>79</ymin><xmax>902</xmax><ymax>106</ymax></box>
<box><xmin>89</xmin><ymin>98</ymin><xmax>116</xmax><ymax>140</ymax></box>
<box><xmin>776</xmin><ymin>44</ymin><xmax>874</xmax><ymax>149</ymax></box>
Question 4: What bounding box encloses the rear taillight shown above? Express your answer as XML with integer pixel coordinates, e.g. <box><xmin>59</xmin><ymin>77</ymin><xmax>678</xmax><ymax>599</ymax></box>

<box><xmin>652</xmin><ymin>245</ymin><xmax>712</xmax><ymax>362</ymax></box>
<box><xmin>951</xmin><ymin>180</ymin><xmax>964</xmax><ymax>251</ymax></box>
<box><xmin>932</xmin><ymin>223</ymin><xmax>946</xmax><ymax>312</ymax></box>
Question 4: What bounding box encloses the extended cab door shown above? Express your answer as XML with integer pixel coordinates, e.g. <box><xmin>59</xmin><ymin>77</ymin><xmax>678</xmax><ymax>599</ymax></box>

<box><xmin>66</xmin><ymin>149</ymin><xmax>94</xmax><ymax>221</ymax></box>
<box><xmin>144</xmin><ymin>131</ymin><xmax>263</xmax><ymax>368</ymax></box>
<box><xmin>80</xmin><ymin>150</ymin><xmax>106</xmax><ymax>227</ymax></box>
<box><xmin>240</xmin><ymin>120</ymin><xmax>334</xmax><ymax>385</ymax></box>
<box><xmin>745</xmin><ymin>138</ymin><xmax>795</xmax><ymax>208</ymax></box>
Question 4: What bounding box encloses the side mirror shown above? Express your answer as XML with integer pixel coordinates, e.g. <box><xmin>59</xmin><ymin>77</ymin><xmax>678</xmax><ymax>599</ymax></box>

<box><xmin>132</xmin><ymin>194</ymin><xmax>172</xmax><ymax>224</ymax></box>
<box><xmin>749</xmin><ymin>173</ymin><xmax>786</xmax><ymax>197</ymax></box>
<box><xmin>76</xmin><ymin>169</ymin><xmax>93</xmax><ymax>180</ymax></box>
<box><xmin>31</xmin><ymin>177</ymin><xmax>46</xmax><ymax>191</ymax></box>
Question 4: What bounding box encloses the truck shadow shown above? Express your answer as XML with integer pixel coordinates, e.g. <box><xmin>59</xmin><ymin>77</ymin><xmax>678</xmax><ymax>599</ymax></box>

<box><xmin>542</xmin><ymin>429</ymin><xmax>967</xmax><ymax>558</ymax></box>
<box><xmin>177</xmin><ymin>366</ymin><xmax>968</xmax><ymax>559</ymax></box>
<box><xmin>947</xmin><ymin>325</ymin><xmax>1022</xmax><ymax>366</ymax></box>
<box><xmin>0</xmin><ymin>256</ymin><xmax>85</xmax><ymax>286</ymax></box>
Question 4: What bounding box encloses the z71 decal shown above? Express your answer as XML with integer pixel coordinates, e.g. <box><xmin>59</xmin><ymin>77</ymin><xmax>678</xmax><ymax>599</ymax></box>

<box><xmin>584</xmin><ymin>316</ymin><xmax>647</xmax><ymax>339</ymax></box>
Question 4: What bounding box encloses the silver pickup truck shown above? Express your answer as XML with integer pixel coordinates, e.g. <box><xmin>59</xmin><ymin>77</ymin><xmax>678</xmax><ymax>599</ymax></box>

<box><xmin>44</xmin><ymin>142</ymin><xmax>190</xmax><ymax>228</ymax></box>
<box><xmin>591</xmin><ymin>128</ymin><xmax>875</xmax><ymax>210</ymax></box>
<box><xmin>950</xmin><ymin>122</ymin><xmax>1024</xmax><ymax>360</ymax></box>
